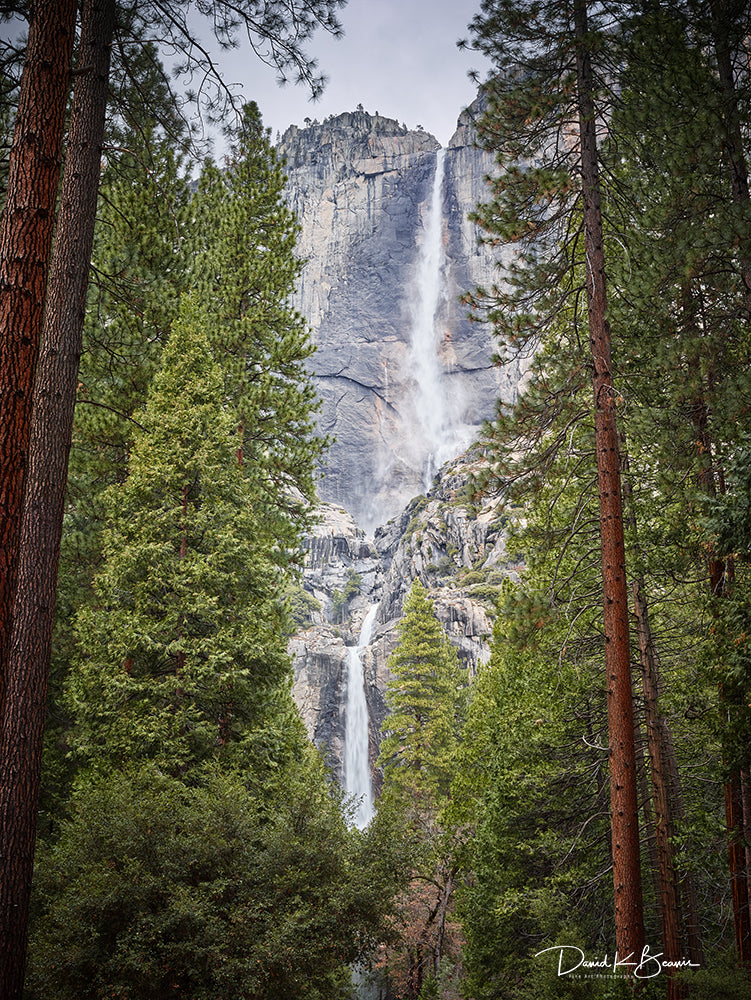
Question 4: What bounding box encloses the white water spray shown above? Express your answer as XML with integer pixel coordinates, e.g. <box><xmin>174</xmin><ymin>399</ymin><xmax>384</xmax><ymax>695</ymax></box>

<box><xmin>409</xmin><ymin>149</ymin><xmax>473</xmax><ymax>491</ymax></box>
<box><xmin>344</xmin><ymin>606</ymin><xmax>377</xmax><ymax>829</ymax></box>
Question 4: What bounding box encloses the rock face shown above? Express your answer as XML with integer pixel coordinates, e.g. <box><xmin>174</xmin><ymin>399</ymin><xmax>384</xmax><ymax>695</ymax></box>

<box><xmin>279</xmin><ymin>100</ymin><xmax>523</xmax><ymax>532</ymax></box>
<box><xmin>288</xmin><ymin>450</ymin><xmax>523</xmax><ymax>785</ymax></box>
<box><xmin>280</xmin><ymin>95</ymin><xmax>530</xmax><ymax>793</ymax></box>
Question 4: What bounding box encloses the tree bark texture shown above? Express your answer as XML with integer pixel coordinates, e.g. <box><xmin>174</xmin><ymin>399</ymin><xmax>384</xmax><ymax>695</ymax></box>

<box><xmin>573</xmin><ymin>0</ymin><xmax>645</xmax><ymax>962</ymax></box>
<box><xmin>620</xmin><ymin>446</ymin><xmax>692</xmax><ymax>979</ymax></box>
<box><xmin>0</xmin><ymin>0</ymin><xmax>75</xmax><ymax>714</ymax></box>
<box><xmin>706</xmin><ymin>7</ymin><xmax>751</xmax><ymax>961</ymax></box>
<box><xmin>726</xmin><ymin>773</ymin><xmax>751</xmax><ymax>963</ymax></box>
<box><xmin>0</xmin><ymin>3</ymin><xmax>115</xmax><ymax>996</ymax></box>
<box><xmin>632</xmin><ymin>579</ymin><xmax>688</xmax><ymax>999</ymax></box>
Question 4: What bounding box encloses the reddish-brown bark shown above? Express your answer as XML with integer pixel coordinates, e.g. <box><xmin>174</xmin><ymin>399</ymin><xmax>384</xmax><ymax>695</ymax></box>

<box><xmin>707</xmin><ymin>7</ymin><xmax>751</xmax><ymax>961</ymax></box>
<box><xmin>573</xmin><ymin>0</ymin><xmax>645</xmax><ymax>962</ymax></box>
<box><xmin>0</xmin><ymin>3</ymin><xmax>115</xmax><ymax>995</ymax></box>
<box><xmin>621</xmin><ymin>448</ymin><xmax>691</xmax><ymax>981</ymax></box>
<box><xmin>0</xmin><ymin>0</ymin><xmax>75</xmax><ymax>713</ymax></box>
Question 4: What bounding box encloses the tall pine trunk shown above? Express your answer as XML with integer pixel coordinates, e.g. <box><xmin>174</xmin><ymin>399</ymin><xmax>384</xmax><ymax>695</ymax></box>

<box><xmin>0</xmin><ymin>3</ymin><xmax>115</xmax><ymax>996</ymax></box>
<box><xmin>620</xmin><ymin>444</ymin><xmax>700</xmax><ymax>988</ymax></box>
<box><xmin>573</xmin><ymin>0</ymin><xmax>645</xmax><ymax>961</ymax></box>
<box><xmin>709</xmin><ymin>0</ymin><xmax>751</xmax><ymax>316</ymax></box>
<box><xmin>0</xmin><ymin>0</ymin><xmax>75</xmax><ymax>712</ymax></box>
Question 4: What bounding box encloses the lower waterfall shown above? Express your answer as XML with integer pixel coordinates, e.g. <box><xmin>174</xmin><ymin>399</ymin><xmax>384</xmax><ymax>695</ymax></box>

<box><xmin>344</xmin><ymin>606</ymin><xmax>377</xmax><ymax>829</ymax></box>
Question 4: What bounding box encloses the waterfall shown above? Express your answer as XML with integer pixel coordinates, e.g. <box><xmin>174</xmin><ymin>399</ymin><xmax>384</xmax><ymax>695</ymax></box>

<box><xmin>344</xmin><ymin>606</ymin><xmax>377</xmax><ymax>829</ymax></box>
<box><xmin>409</xmin><ymin>148</ymin><xmax>473</xmax><ymax>492</ymax></box>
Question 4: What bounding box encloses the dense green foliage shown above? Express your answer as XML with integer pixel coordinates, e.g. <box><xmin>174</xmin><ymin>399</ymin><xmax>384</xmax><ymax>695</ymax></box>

<box><xmin>379</xmin><ymin>581</ymin><xmax>466</xmax><ymax>812</ymax></box>
<box><xmin>187</xmin><ymin>103</ymin><xmax>325</xmax><ymax>561</ymax></box>
<box><xmin>374</xmin><ymin>582</ymin><xmax>468</xmax><ymax>1000</ymax></box>
<box><xmin>67</xmin><ymin>304</ymin><xmax>291</xmax><ymax>776</ymax></box>
<box><xmin>453</xmin><ymin>1</ymin><xmax>751</xmax><ymax>996</ymax></box>
<box><xmin>25</xmin><ymin>94</ymin><xmax>411</xmax><ymax>999</ymax></box>
<box><xmin>28</xmin><ymin>763</ymin><xmax>409</xmax><ymax>1000</ymax></box>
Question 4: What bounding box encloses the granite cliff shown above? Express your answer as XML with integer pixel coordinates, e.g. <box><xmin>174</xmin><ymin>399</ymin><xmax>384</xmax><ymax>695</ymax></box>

<box><xmin>279</xmin><ymin>101</ymin><xmax>523</xmax><ymax>532</ymax></box>
<box><xmin>280</xmin><ymin>98</ymin><xmax>528</xmax><ymax>791</ymax></box>
<box><xmin>288</xmin><ymin>448</ymin><xmax>523</xmax><ymax>787</ymax></box>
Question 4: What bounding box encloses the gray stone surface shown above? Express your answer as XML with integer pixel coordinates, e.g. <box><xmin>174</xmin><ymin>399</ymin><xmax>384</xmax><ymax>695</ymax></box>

<box><xmin>289</xmin><ymin>449</ymin><xmax>523</xmax><ymax>785</ymax></box>
<box><xmin>279</xmin><ymin>100</ymin><xmax>525</xmax><ymax>532</ymax></box>
<box><xmin>281</xmin><ymin>96</ymin><xmax>530</xmax><ymax>790</ymax></box>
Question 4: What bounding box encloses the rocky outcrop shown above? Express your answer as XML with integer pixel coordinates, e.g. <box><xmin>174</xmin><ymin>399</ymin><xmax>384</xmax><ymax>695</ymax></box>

<box><xmin>279</xmin><ymin>102</ymin><xmax>526</xmax><ymax>531</ymax></box>
<box><xmin>303</xmin><ymin>503</ymin><xmax>383</xmax><ymax>630</ymax></box>
<box><xmin>288</xmin><ymin>449</ymin><xmax>523</xmax><ymax>782</ymax></box>
<box><xmin>289</xmin><ymin>626</ymin><xmax>348</xmax><ymax>777</ymax></box>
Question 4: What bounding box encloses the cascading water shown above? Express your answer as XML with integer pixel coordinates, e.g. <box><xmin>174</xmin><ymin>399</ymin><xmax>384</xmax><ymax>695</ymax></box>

<box><xmin>344</xmin><ymin>606</ymin><xmax>377</xmax><ymax>829</ymax></box>
<box><xmin>409</xmin><ymin>148</ymin><xmax>473</xmax><ymax>492</ymax></box>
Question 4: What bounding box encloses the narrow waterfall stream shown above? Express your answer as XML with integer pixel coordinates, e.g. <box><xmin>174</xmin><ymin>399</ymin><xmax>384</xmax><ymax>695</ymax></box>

<box><xmin>411</xmin><ymin>147</ymin><xmax>448</xmax><ymax>492</ymax></box>
<box><xmin>409</xmin><ymin>147</ymin><xmax>474</xmax><ymax>492</ymax></box>
<box><xmin>344</xmin><ymin>606</ymin><xmax>377</xmax><ymax>829</ymax></box>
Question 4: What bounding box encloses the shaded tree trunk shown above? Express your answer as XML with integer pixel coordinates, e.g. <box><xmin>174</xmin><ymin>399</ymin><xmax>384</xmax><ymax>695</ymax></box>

<box><xmin>573</xmin><ymin>0</ymin><xmax>645</xmax><ymax>962</ymax></box>
<box><xmin>632</xmin><ymin>578</ymin><xmax>689</xmax><ymax>1000</ymax></box>
<box><xmin>0</xmin><ymin>3</ymin><xmax>115</xmax><ymax>996</ymax></box>
<box><xmin>620</xmin><ymin>444</ymin><xmax>690</xmax><ymax>981</ymax></box>
<box><xmin>0</xmin><ymin>0</ymin><xmax>75</xmax><ymax>713</ymax></box>
<box><xmin>707</xmin><ymin>7</ymin><xmax>751</xmax><ymax>962</ymax></box>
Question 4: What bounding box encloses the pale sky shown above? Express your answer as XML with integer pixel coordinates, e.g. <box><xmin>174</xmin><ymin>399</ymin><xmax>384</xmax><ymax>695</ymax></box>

<box><xmin>208</xmin><ymin>0</ymin><xmax>489</xmax><ymax>148</ymax></box>
<box><xmin>1</xmin><ymin>1</ymin><xmax>489</xmax><ymax>152</ymax></box>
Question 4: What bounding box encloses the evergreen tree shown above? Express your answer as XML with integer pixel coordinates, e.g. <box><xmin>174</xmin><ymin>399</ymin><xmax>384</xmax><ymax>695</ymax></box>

<box><xmin>603</xmin><ymin>5</ymin><xmax>751</xmax><ymax>964</ymax></box>
<box><xmin>0</xmin><ymin>0</ymin><xmax>74</xmax><ymax>697</ymax></box>
<box><xmin>465</xmin><ymin>0</ymin><xmax>646</xmax><ymax>956</ymax></box>
<box><xmin>66</xmin><ymin>297</ymin><xmax>289</xmax><ymax>777</ymax></box>
<box><xmin>26</xmin><ymin>760</ymin><xmax>410</xmax><ymax>1000</ymax></box>
<box><xmin>376</xmin><ymin>581</ymin><xmax>467</xmax><ymax>999</ymax></box>
<box><xmin>456</xmin><ymin>604</ymin><xmax>613</xmax><ymax>1000</ymax></box>
<box><xmin>379</xmin><ymin>581</ymin><xmax>464</xmax><ymax>813</ymax></box>
<box><xmin>188</xmin><ymin>102</ymin><xmax>325</xmax><ymax>561</ymax></box>
<box><xmin>0</xmin><ymin>7</ymin><xmax>344</xmax><ymax>988</ymax></box>
<box><xmin>0</xmin><ymin>5</ymin><xmax>77</xmax><ymax>985</ymax></box>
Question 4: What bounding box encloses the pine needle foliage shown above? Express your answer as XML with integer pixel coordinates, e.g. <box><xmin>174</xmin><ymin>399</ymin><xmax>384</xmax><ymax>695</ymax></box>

<box><xmin>67</xmin><ymin>299</ymin><xmax>289</xmax><ymax>777</ymax></box>
<box><xmin>188</xmin><ymin>102</ymin><xmax>326</xmax><ymax>564</ymax></box>
<box><xmin>378</xmin><ymin>581</ymin><xmax>466</xmax><ymax>814</ymax></box>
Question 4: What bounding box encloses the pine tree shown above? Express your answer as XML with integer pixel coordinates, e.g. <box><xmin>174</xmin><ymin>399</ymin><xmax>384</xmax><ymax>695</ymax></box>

<box><xmin>456</xmin><ymin>601</ymin><xmax>614</xmax><ymax>1000</ymax></box>
<box><xmin>67</xmin><ymin>297</ymin><xmax>290</xmax><ymax>776</ymax></box>
<box><xmin>604</xmin><ymin>6</ymin><xmax>751</xmax><ymax>964</ymax></box>
<box><xmin>465</xmin><ymin>0</ymin><xmax>645</xmax><ymax>959</ymax></box>
<box><xmin>0</xmin><ymin>7</ymin><xmax>344</xmax><ymax>987</ymax></box>
<box><xmin>379</xmin><ymin>581</ymin><xmax>464</xmax><ymax>812</ymax></box>
<box><xmin>188</xmin><ymin>102</ymin><xmax>325</xmax><ymax>561</ymax></box>
<box><xmin>376</xmin><ymin>581</ymin><xmax>466</xmax><ymax>998</ymax></box>
<box><xmin>0</xmin><ymin>0</ymin><xmax>75</xmax><ymax>699</ymax></box>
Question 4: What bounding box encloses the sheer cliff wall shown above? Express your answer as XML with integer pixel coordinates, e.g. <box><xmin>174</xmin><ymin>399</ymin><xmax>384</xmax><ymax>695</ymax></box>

<box><xmin>279</xmin><ymin>103</ymin><xmax>523</xmax><ymax>531</ymax></box>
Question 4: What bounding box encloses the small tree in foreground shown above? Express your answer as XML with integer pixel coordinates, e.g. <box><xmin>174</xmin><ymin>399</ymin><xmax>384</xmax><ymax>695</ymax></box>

<box><xmin>377</xmin><ymin>581</ymin><xmax>467</xmax><ymax>999</ymax></box>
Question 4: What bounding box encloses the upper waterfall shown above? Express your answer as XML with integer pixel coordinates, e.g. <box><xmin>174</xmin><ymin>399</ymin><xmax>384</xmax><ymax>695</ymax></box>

<box><xmin>279</xmin><ymin>103</ymin><xmax>528</xmax><ymax>531</ymax></box>
<box><xmin>409</xmin><ymin>149</ymin><xmax>474</xmax><ymax>492</ymax></box>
